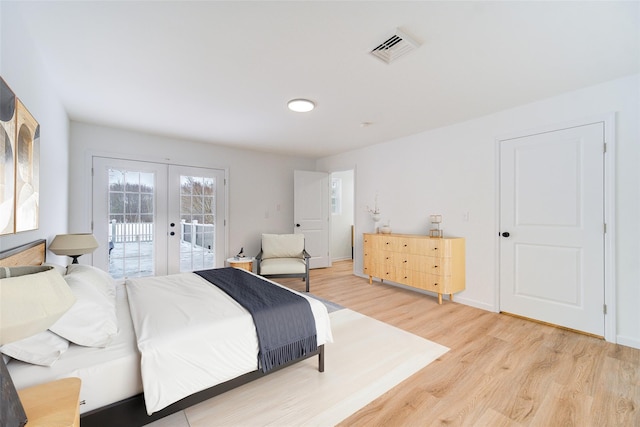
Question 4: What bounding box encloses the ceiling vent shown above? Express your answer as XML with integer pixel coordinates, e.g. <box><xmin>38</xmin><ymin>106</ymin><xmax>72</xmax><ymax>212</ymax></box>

<box><xmin>370</xmin><ymin>29</ymin><xmax>420</xmax><ymax>64</ymax></box>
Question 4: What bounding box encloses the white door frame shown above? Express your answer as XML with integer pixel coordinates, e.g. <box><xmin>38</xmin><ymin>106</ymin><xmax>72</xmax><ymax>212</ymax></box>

<box><xmin>329</xmin><ymin>168</ymin><xmax>356</xmax><ymax>263</ymax></box>
<box><xmin>495</xmin><ymin>113</ymin><xmax>616</xmax><ymax>343</ymax></box>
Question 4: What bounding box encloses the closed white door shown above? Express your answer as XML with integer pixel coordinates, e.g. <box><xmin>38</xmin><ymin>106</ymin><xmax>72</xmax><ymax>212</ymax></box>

<box><xmin>93</xmin><ymin>157</ymin><xmax>226</xmax><ymax>279</ymax></box>
<box><xmin>294</xmin><ymin>170</ymin><xmax>330</xmax><ymax>268</ymax></box>
<box><xmin>499</xmin><ymin>122</ymin><xmax>605</xmax><ymax>336</ymax></box>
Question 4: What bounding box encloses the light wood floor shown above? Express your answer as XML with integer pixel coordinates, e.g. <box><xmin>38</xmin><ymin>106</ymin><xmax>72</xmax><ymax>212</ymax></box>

<box><xmin>276</xmin><ymin>260</ymin><xmax>640</xmax><ymax>427</ymax></box>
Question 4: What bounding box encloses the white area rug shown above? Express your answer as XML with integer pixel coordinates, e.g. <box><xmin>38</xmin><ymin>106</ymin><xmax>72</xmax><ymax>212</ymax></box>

<box><xmin>178</xmin><ymin>309</ymin><xmax>449</xmax><ymax>426</ymax></box>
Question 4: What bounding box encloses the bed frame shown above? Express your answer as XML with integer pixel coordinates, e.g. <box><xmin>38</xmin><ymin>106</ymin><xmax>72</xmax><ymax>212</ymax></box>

<box><xmin>83</xmin><ymin>346</ymin><xmax>324</xmax><ymax>427</ymax></box>
<box><xmin>0</xmin><ymin>239</ymin><xmax>325</xmax><ymax>427</ymax></box>
<box><xmin>0</xmin><ymin>239</ymin><xmax>47</xmax><ymax>267</ymax></box>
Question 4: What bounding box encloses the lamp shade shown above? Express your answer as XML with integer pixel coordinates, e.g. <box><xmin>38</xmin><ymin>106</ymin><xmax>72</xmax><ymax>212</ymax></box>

<box><xmin>0</xmin><ymin>266</ymin><xmax>76</xmax><ymax>345</ymax></box>
<box><xmin>49</xmin><ymin>233</ymin><xmax>98</xmax><ymax>257</ymax></box>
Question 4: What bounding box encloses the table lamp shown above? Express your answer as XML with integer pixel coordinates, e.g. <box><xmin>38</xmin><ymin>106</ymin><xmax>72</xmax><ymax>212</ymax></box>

<box><xmin>0</xmin><ymin>266</ymin><xmax>76</xmax><ymax>427</ymax></box>
<box><xmin>49</xmin><ymin>233</ymin><xmax>99</xmax><ymax>264</ymax></box>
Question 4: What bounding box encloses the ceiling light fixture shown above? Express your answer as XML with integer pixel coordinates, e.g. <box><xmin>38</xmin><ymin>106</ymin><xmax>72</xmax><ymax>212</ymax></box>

<box><xmin>287</xmin><ymin>99</ymin><xmax>315</xmax><ymax>113</ymax></box>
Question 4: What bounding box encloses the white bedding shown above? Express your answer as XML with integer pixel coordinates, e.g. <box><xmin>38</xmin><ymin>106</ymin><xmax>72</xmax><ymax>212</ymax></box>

<box><xmin>7</xmin><ymin>283</ymin><xmax>142</xmax><ymax>414</ymax></box>
<box><xmin>126</xmin><ymin>271</ymin><xmax>333</xmax><ymax>415</ymax></box>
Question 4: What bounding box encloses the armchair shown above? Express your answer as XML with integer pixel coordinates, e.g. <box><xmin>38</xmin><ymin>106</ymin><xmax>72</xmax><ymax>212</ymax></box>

<box><xmin>256</xmin><ymin>233</ymin><xmax>311</xmax><ymax>292</ymax></box>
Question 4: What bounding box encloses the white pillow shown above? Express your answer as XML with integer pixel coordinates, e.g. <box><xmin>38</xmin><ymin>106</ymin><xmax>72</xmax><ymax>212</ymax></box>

<box><xmin>0</xmin><ymin>331</ymin><xmax>69</xmax><ymax>366</ymax></box>
<box><xmin>50</xmin><ymin>267</ymin><xmax>118</xmax><ymax>348</ymax></box>
<box><xmin>0</xmin><ymin>267</ymin><xmax>76</xmax><ymax>343</ymax></box>
<box><xmin>42</xmin><ymin>262</ymin><xmax>68</xmax><ymax>276</ymax></box>
<box><xmin>66</xmin><ymin>264</ymin><xmax>116</xmax><ymax>300</ymax></box>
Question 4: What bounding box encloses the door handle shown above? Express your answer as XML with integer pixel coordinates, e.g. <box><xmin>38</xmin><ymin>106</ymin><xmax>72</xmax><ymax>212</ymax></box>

<box><xmin>501</xmin><ymin>232</ymin><xmax>510</xmax><ymax>238</ymax></box>
<box><xmin>296</xmin><ymin>224</ymin><xmax>301</xmax><ymax>227</ymax></box>
<box><xmin>170</xmin><ymin>231</ymin><xmax>175</xmax><ymax>236</ymax></box>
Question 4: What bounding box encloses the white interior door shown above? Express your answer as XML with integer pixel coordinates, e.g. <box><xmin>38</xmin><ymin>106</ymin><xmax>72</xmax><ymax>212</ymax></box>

<box><xmin>499</xmin><ymin>122</ymin><xmax>605</xmax><ymax>336</ymax></box>
<box><xmin>294</xmin><ymin>170</ymin><xmax>330</xmax><ymax>269</ymax></box>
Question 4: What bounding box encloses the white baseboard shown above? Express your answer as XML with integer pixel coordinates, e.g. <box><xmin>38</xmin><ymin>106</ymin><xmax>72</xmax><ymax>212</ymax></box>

<box><xmin>616</xmin><ymin>335</ymin><xmax>640</xmax><ymax>350</ymax></box>
<box><xmin>453</xmin><ymin>296</ymin><xmax>496</xmax><ymax>312</ymax></box>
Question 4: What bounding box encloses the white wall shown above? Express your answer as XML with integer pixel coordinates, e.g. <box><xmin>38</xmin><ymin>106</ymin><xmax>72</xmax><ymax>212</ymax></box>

<box><xmin>317</xmin><ymin>74</ymin><xmax>640</xmax><ymax>349</ymax></box>
<box><xmin>68</xmin><ymin>122</ymin><xmax>315</xmax><ymax>261</ymax></box>
<box><xmin>0</xmin><ymin>2</ymin><xmax>70</xmax><ymax>263</ymax></box>
<box><xmin>330</xmin><ymin>170</ymin><xmax>354</xmax><ymax>261</ymax></box>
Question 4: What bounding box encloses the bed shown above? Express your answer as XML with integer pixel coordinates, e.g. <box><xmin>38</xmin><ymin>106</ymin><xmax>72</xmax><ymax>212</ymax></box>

<box><xmin>0</xmin><ymin>240</ymin><xmax>333</xmax><ymax>426</ymax></box>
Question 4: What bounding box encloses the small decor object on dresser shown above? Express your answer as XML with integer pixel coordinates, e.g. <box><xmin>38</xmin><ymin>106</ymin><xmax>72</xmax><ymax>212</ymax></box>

<box><xmin>429</xmin><ymin>214</ymin><xmax>443</xmax><ymax>238</ymax></box>
<box><xmin>363</xmin><ymin>233</ymin><xmax>465</xmax><ymax>304</ymax></box>
<box><xmin>367</xmin><ymin>193</ymin><xmax>382</xmax><ymax>223</ymax></box>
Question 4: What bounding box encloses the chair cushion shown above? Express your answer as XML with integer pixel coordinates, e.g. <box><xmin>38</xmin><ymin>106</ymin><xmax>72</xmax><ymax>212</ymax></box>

<box><xmin>260</xmin><ymin>258</ymin><xmax>307</xmax><ymax>275</ymax></box>
<box><xmin>261</xmin><ymin>234</ymin><xmax>304</xmax><ymax>259</ymax></box>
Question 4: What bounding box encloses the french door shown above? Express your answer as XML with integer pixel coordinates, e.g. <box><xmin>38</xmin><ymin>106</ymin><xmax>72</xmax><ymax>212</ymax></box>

<box><xmin>92</xmin><ymin>157</ymin><xmax>226</xmax><ymax>279</ymax></box>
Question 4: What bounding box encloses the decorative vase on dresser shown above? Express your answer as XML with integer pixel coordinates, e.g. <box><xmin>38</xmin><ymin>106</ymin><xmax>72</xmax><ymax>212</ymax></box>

<box><xmin>362</xmin><ymin>233</ymin><xmax>465</xmax><ymax>304</ymax></box>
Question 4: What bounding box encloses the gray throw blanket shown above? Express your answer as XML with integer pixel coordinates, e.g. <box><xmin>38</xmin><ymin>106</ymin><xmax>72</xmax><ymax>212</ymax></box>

<box><xmin>195</xmin><ymin>268</ymin><xmax>317</xmax><ymax>372</ymax></box>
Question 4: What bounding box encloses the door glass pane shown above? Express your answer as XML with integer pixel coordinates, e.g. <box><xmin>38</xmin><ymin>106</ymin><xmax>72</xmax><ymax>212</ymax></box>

<box><xmin>108</xmin><ymin>168</ymin><xmax>155</xmax><ymax>279</ymax></box>
<box><xmin>179</xmin><ymin>175</ymin><xmax>215</xmax><ymax>272</ymax></box>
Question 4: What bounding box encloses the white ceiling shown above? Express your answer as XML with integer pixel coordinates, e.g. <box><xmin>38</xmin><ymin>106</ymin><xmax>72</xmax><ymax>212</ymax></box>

<box><xmin>11</xmin><ymin>1</ymin><xmax>640</xmax><ymax>158</ymax></box>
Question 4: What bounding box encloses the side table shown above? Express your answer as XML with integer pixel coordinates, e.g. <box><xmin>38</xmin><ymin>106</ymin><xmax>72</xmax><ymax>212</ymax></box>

<box><xmin>226</xmin><ymin>257</ymin><xmax>254</xmax><ymax>272</ymax></box>
<box><xmin>17</xmin><ymin>377</ymin><xmax>81</xmax><ymax>427</ymax></box>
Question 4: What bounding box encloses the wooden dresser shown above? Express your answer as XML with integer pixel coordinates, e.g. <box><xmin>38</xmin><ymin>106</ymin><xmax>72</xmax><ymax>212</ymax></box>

<box><xmin>363</xmin><ymin>233</ymin><xmax>465</xmax><ymax>304</ymax></box>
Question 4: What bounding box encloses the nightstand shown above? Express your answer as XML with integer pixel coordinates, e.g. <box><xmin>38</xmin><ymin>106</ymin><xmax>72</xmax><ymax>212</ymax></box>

<box><xmin>17</xmin><ymin>377</ymin><xmax>81</xmax><ymax>427</ymax></box>
<box><xmin>227</xmin><ymin>257</ymin><xmax>254</xmax><ymax>272</ymax></box>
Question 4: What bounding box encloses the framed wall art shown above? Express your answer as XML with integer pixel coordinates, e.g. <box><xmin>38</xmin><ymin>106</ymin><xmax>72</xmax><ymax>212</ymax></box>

<box><xmin>0</xmin><ymin>77</ymin><xmax>39</xmax><ymax>235</ymax></box>
<box><xmin>0</xmin><ymin>78</ymin><xmax>16</xmax><ymax>235</ymax></box>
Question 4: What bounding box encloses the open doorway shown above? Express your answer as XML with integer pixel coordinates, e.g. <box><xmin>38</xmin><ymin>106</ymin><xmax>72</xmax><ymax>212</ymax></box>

<box><xmin>330</xmin><ymin>170</ymin><xmax>354</xmax><ymax>262</ymax></box>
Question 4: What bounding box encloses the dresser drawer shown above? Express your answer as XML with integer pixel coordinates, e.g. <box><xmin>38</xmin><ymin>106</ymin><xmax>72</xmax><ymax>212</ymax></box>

<box><xmin>412</xmin><ymin>238</ymin><xmax>453</xmax><ymax>257</ymax></box>
<box><xmin>417</xmin><ymin>273</ymin><xmax>449</xmax><ymax>293</ymax></box>
<box><xmin>426</xmin><ymin>257</ymin><xmax>454</xmax><ymax>276</ymax></box>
